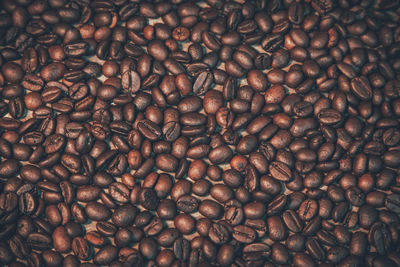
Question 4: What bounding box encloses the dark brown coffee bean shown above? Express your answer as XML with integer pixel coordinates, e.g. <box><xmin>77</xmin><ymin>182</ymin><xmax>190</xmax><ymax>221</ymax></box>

<box><xmin>199</xmin><ymin>199</ymin><xmax>223</xmax><ymax>220</ymax></box>
<box><xmin>208</xmin><ymin>222</ymin><xmax>230</xmax><ymax>244</ymax></box>
<box><xmin>27</xmin><ymin>232</ymin><xmax>52</xmax><ymax>251</ymax></box>
<box><xmin>156</xmin><ymin>154</ymin><xmax>178</xmax><ymax>172</ymax></box>
<box><xmin>317</xmin><ymin>109</ymin><xmax>342</xmax><ymax>125</ymax></box>
<box><xmin>202</xmin><ymin>31</ymin><xmax>221</xmax><ymax>51</ymax></box>
<box><xmin>85</xmin><ymin>202</ymin><xmax>111</xmax><ymax>221</ymax></box>
<box><xmin>351</xmin><ymin>76</ymin><xmax>373</xmax><ymax>100</ymax></box>
<box><xmin>262</xmin><ymin>33</ymin><xmax>283</xmax><ymax>52</ymax></box>
<box><xmin>52</xmin><ymin>226</ymin><xmax>71</xmax><ymax>253</ymax></box>
<box><xmin>368</xmin><ymin>222</ymin><xmax>392</xmax><ymax>255</ymax></box>
<box><xmin>244</xmin><ymin>202</ymin><xmax>266</xmax><ymax>220</ymax></box>
<box><xmin>147</xmin><ymin>40</ymin><xmax>167</xmax><ymax>62</ymax></box>
<box><xmin>299</xmin><ymin>199</ymin><xmax>318</xmax><ymax>221</ymax></box>
<box><xmin>0</xmin><ymin>159</ymin><xmax>19</xmax><ymax>178</ymax></box>
<box><xmin>139</xmin><ymin>188</ymin><xmax>159</xmax><ymax>211</ymax></box>
<box><xmin>209</xmin><ymin>145</ymin><xmax>233</xmax><ymax>164</ymax></box>
<box><xmin>40</xmin><ymin>62</ymin><xmax>66</xmax><ymax>81</ymax></box>
<box><xmin>232</xmin><ymin>225</ymin><xmax>256</xmax><ymax>243</ymax></box>
<box><xmin>283</xmin><ymin>210</ymin><xmax>303</xmax><ymax>233</ymax></box>
<box><xmin>122</xmin><ymin>70</ymin><xmax>141</xmax><ymax>94</ymax></box>
<box><xmin>193</xmin><ymin>71</ymin><xmax>213</xmax><ymax>96</ymax></box>
<box><xmin>174</xmin><ymin>213</ymin><xmax>195</xmax><ymax>235</ymax></box>
<box><xmin>71</xmin><ymin>237</ymin><xmax>91</xmax><ymax>260</ymax></box>
<box><xmin>138</xmin><ymin>120</ymin><xmax>162</xmax><ymax>141</ymax></box>
<box><xmin>306</xmin><ymin>237</ymin><xmax>325</xmax><ymax>261</ymax></box>
<box><xmin>269</xmin><ymin>161</ymin><xmax>292</xmax><ymax>182</ymax></box>
<box><xmin>247</xmin><ymin>70</ymin><xmax>268</xmax><ymax>91</ymax></box>
<box><xmin>93</xmin><ymin>245</ymin><xmax>118</xmax><ymax>265</ymax></box>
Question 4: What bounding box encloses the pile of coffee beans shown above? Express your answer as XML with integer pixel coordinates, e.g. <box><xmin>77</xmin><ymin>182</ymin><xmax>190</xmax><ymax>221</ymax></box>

<box><xmin>1</xmin><ymin>0</ymin><xmax>400</xmax><ymax>266</ymax></box>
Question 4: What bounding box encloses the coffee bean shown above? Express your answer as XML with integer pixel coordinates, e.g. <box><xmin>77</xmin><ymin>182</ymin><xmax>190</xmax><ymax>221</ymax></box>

<box><xmin>137</xmin><ymin>120</ymin><xmax>162</xmax><ymax>141</ymax></box>
<box><xmin>193</xmin><ymin>71</ymin><xmax>213</xmax><ymax>96</ymax></box>
<box><xmin>383</xmin><ymin>150</ymin><xmax>400</xmax><ymax>168</ymax></box>
<box><xmin>2</xmin><ymin>62</ymin><xmax>23</xmax><ymax>83</ymax></box>
<box><xmin>72</xmin><ymin>237</ymin><xmax>91</xmax><ymax>260</ymax></box>
<box><xmin>209</xmin><ymin>222</ymin><xmax>230</xmax><ymax>244</ymax></box>
<box><xmin>52</xmin><ymin>226</ymin><xmax>71</xmax><ymax>253</ymax></box>
<box><xmin>139</xmin><ymin>188</ymin><xmax>159</xmax><ymax>211</ymax></box>
<box><xmin>350</xmin><ymin>231</ymin><xmax>368</xmax><ymax>256</ymax></box>
<box><xmin>139</xmin><ymin>237</ymin><xmax>159</xmax><ymax>260</ymax></box>
<box><xmin>85</xmin><ymin>202</ymin><xmax>111</xmax><ymax>221</ymax></box>
<box><xmin>385</xmin><ymin>193</ymin><xmax>400</xmax><ymax>214</ymax></box>
<box><xmin>175</xmin><ymin>195</ymin><xmax>198</xmax><ymax>214</ymax></box>
<box><xmin>209</xmin><ymin>145</ymin><xmax>233</xmax><ymax>164</ymax></box>
<box><xmin>199</xmin><ymin>199</ymin><xmax>223</xmax><ymax>220</ymax></box>
<box><xmin>317</xmin><ymin>108</ymin><xmax>342</xmax><ymax>125</ymax></box>
<box><xmin>282</xmin><ymin>210</ymin><xmax>304</xmax><ymax>233</ymax></box>
<box><xmin>174</xmin><ymin>213</ymin><xmax>195</xmax><ymax>235</ymax></box>
<box><xmin>262</xmin><ymin>33</ymin><xmax>283</xmax><ymax>52</ymax></box>
<box><xmin>148</xmin><ymin>40</ymin><xmax>168</xmax><ymax>61</ymax></box>
<box><xmin>247</xmin><ymin>70</ymin><xmax>268</xmax><ymax>91</ymax></box>
<box><xmin>27</xmin><ymin>232</ymin><xmax>52</xmax><ymax>251</ymax></box>
<box><xmin>368</xmin><ymin>222</ymin><xmax>392</xmax><ymax>255</ymax></box>
<box><xmin>266</xmin><ymin>216</ymin><xmax>286</xmax><ymax>241</ymax></box>
<box><xmin>93</xmin><ymin>245</ymin><xmax>118</xmax><ymax>265</ymax></box>
<box><xmin>269</xmin><ymin>160</ymin><xmax>292</xmax><ymax>181</ymax></box>
<box><xmin>232</xmin><ymin>225</ymin><xmax>256</xmax><ymax>243</ymax></box>
<box><xmin>351</xmin><ymin>76</ymin><xmax>373</xmax><ymax>100</ymax></box>
<box><xmin>306</xmin><ymin>237</ymin><xmax>325</xmax><ymax>261</ymax></box>
<box><xmin>40</xmin><ymin>62</ymin><xmax>66</xmax><ymax>82</ymax></box>
<box><xmin>0</xmin><ymin>159</ymin><xmax>19</xmax><ymax>178</ymax></box>
<box><xmin>299</xmin><ymin>199</ymin><xmax>319</xmax><ymax>221</ymax></box>
<box><xmin>242</xmin><ymin>242</ymin><xmax>271</xmax><ymax>261</ymax></box>
<box><xmin>202</xmin><ymin>31</ymin><xmax>221</xmax><ymax>51</ymax></box>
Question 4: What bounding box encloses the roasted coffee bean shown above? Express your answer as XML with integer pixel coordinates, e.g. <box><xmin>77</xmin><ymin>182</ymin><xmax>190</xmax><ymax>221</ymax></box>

<box><xmin>351</xmin><ymin>76</ymin><xmax>373</xmax><ymax>100</ymax></box>
<box><xmin>242</xmin><ymin>242</ymin><xmax>271</xmax><ymax>261</ymax></box>
<box><xmin>139</xmin><ymin>188</ymin><xmax>159</xmax><ymax>211</ymax></box>
<box><xmin>368</xmin><ymin>222</ymin><xmax>392</xmax><ymax>255</ymax></box>
<box><xmin>262</xmin><ymin>33</ymin><xmax>283</xmax><ymax>52</ymax></box>
<box><xmin>268</xmin><ymin>161</ymin><xmax>292</xmax><ymax>182</ymax></box>
<box><xmin>199</xmin><ymin>199</ymin><xmax>223</xmax><ymax>220</ymax></box>
<box><xmin>122</xmin><ymin>70</ymin><xmax>141</xmax><ymax>94</ymax></box>
<box><xmin>247</xmin><ymin>70</ymin><xmax>268</xmax><ymax>91</ymax></box>
<box><xmin>193</xmin><ymin>71</ymin><xmax>213</xmax><ymax>96</ymax></box>
<box><xmin>93</xmin><ymin>245</ymin><xmax>118</xmax><ymax>265</ymax></box>
<box><xmin>85</xmin><ymin>202</ymin><xmax>111</xmax><ymax>221</ymax></box>
<box><xmin>174</xmin><ymin>213</ymin><xmax>195</xmax><ymax>235</ymax></box>
<box><xmin>317</xmin><ymin>109</ymin><xmax>342</xmax><ymax>125</ymax></box>
<box><xmin>40</xmin><ymin>62</ymin><xmax>66</xmax><ymax>82</ymax></box>
<box><xmin>306</xmin><ymin>237</ymin><xmax>325</xmax><ymax>261</ymax></box>
<box><xmin>385</xmin><ymin>193</ymin><xmax>400</xmax><ymax>213</ymax></box>
<box><xmin>27</xmin><ymin>232</ymin><xmax>52</xmax><ymax>250</ymax></box>
<box><xmin>0</xmin><ymin>159</ymin><xmax>19</xmax><ymax>178</ymax></box>
<box><xmin>109</xmin><ymin>182</ymin><xmax>130</xmax><ymax>203</ymax></box>
<box><xmin>19</xmin><ymin>192</ymin><xmax>36</xmax><ymax>215</ymax></box>
<box><xmin>267</xmin><ymin>216</ymin><xmax>286</xmax><ymax>241</ymax></box>
<box><xmin>137</xmin><ymin>120</ymin><xmax>162</xmax><ymax>141</ymax></box>
<box><xmin>52</xmin><ymin>226</ymin><xmax>71</xmax><ymax>253</ymax></box>
<box><xmin>232</xmin><ymin>225</ymin><xmax>256</xmax><ymax>243</ymax></box>
<box><xmin>208</xmin><ymin>222</ymin><xmax>230</xmax><ymax>244</ymax></box>
<box><xmin>350</xmin><ymin>232</ymin><xmax>368</xmax><ymax>256</ymax></box>
<box><xmin>282</xmin><ymin>210</ymin><xmax>303</xmax><ymax>233</ymax></box>
<box><xmin>71</xmin><ymin>237</ymin><xmax>91</xmax><ymax>260</ymax></box>
<box><xmin>176</xmin><ymin>195</ymin><xmax>198</xmax><ymax>214</ymax></box>
<box><xmin>299</xmin><ymin>199</ymin><xmax>319</xmax><ymax>221</ymax></box>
